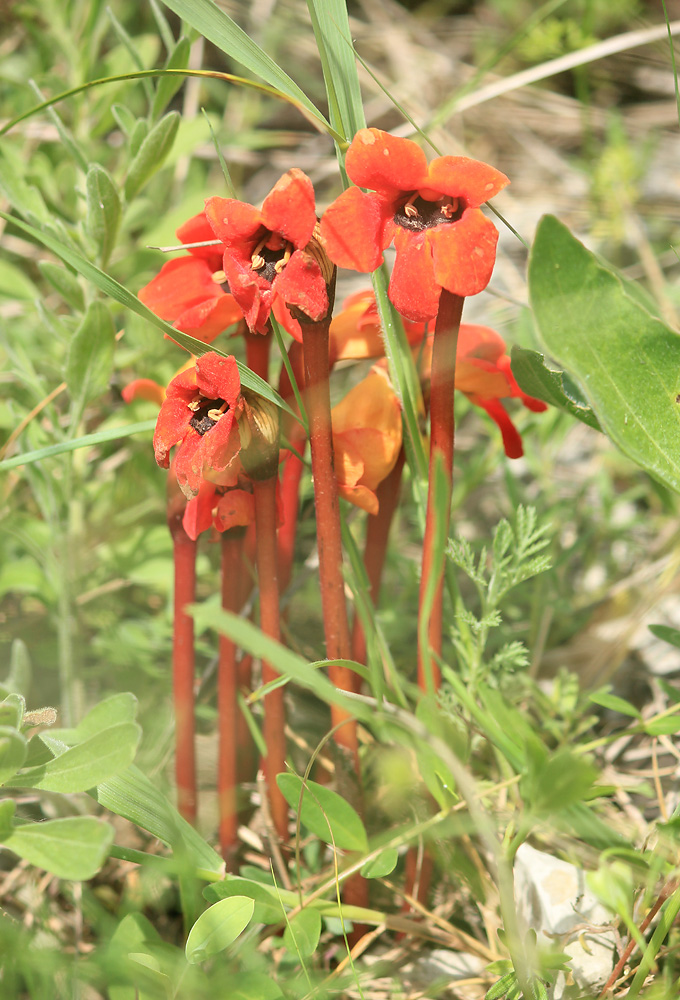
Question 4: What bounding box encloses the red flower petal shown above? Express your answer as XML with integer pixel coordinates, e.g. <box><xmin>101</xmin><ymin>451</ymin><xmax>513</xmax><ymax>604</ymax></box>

<box><xmin>175</xmin><ymin>294</ymin><xmax>244</xmax><ymax>343</ymax></box>
<box><xmin>213</xmin><ymin>488</ymin><xmax>255</xmax><ymax>532</ymax></box>
<box><xmin>389</xmin><ymin>229</ymin><xmax>441</xmax><ymax>322</ymax></box>
<box><xmin>261</xmin><ymin>169</ymin><xmax>317</xmax><ymax>249</ymax></box>
<box><xmin>273</xmin><ymin>249</ymin><xmax>328</xmax><ymax>323</ymax></box>
<box><xmin>205</xmin><ymin>197</ymin><xmax>264</xmax><ymax>247</ymax></box>
<box><xmin>497</xmin><ymin>355</ymin><xmax>549</xmax><ymax>412</ymax></box>
<box><xmin>345</xmin><ymin>128</ymin><xmax>428</xmax><ymax>194</ymax></box>
<box><xmin>271</xmin><ymin>295</ymin><xmax>302</xmax><ymax>341</ymax></box>
<box><xmin>430</xmin><ymin>208</ymin><xmax>499</xmax><ymax>296</ymax></box>
<box><xmin>195</xmin><ymin>353</ymin><xmax>241</xmax><ymax>405</ymax></box>
<box><xmin>222</xmin><ymin>252</ymin><xmax>273</xmax><ymax>334</ymax></box>
<box><xmin>320</xmin><ymin>187</ymin><xmax>388</xmax><ymax>272</ymax></box>
<box><xmin>122</xmin><ymin>378</ymin><xmax>165</xmax><ymax>406</ymax></box>
<box><xmin>154</xmin><ymin>401</ymin><xmax>194</xmax><ymax>468</ymax></box>
<box><xmin>471</xmin><ymin>396</ymin><xmax>524</xmax><ymax>459</ymax></box>
<box><xmin>139</xmin><ymin>257</ymin><xmax>223</xmax><ymax>322</ymax></box>
<box><xmin>176</xmin><ymin>211</ymin><xmax>224</xmax><ymax>268</ymax></box>
<box><xmin>424</xmin><ymin>157</ymin><xmax>509</xmax><ymax>207</ymax></box>
<box><xmin>458</xmin><ymin>324</ymin><xmax>506</xmax><ymax>364</ymax></box>
<box><xmin>183</xmin><ymin>481</ymin><xmax>218</xmax><ymax>540</ymax></box>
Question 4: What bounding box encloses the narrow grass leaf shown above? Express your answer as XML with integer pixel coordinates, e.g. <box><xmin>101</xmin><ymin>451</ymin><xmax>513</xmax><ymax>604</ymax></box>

<box><xmin>510</xmin><ymin>346</ymin><xmax>601</xmax><ymax>430</ymax></box>
<box><xmin>9</xmin><ymin>722</ymin><xmax>141</xmax><ymax>792</ymax></box>
<box><xmin>0</xmin><ymin>210</ymin><xmax>292</xmax><ymax>416</ymax></box>
<box><xmin>185</xmin><ymin>896</ymin><xmax>254</xmax><ymax>964</ymax></box>
<box><xmin>589</xmin><ymin>690</ymin><xmax>641</xmax><ymax>718</ymax></box>
<box><xmin>283</xmin><ymin>908</ymin><xmax>322</xmax><ymax>958</ymax></box>
<box><xmin>306</xmin><ymin>0</ymin><xmax>365</xmax><ymax>141</ymax></box>
<box><xmin>649</xmin><ymin>623</ymin><xmax>680</xmax><ymax>648</ymax></box>
<box><xmin>0</xmin><ymin>419</ymin><xmax>156</xmax><ymax>472</ymax></box>
<box><xmin>644</xmin><ymin>715</ymin><xmax>680</xmax><ymax>736</ymax></box>
<box><xmin>152</xmin><ymin>36</ymin><xmax>191</xmax><ymax>119</ymax></box>
<box><xmin>277</xmin><ymin>773</ymin><xmax>368</xmax><ymax>852</ymax></box>
<box><xmin>158</xmin><ymin>0</ymin><xmax>331</xmax><ymax>134</ymax></box>
<box><xmin>529</xmin><ymin>215</ymin><xmax>680</xmax><ymax>494</ymax></box>
<box><xmin>93</xmin><ymin>764</ymin><xmax>223</xmax><ymax>872</ymax></box>
<box><xmin>5</xmin><ymin>817</ymin><xmax>114</xmax><ymax>880</ymax></box>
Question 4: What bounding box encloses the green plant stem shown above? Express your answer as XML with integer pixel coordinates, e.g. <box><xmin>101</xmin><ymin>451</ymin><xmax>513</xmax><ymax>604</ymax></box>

<box><xmin>168</xmin><ymin>505</ymin><xmax>198</xmax><ymax>825</ymax></box>
<box><xmin>253</xmin><ymin>475</ymin><xmax>289</xmax><ymax>842</ymax></box>
<box><xmin>350</xmin><ymin>448</ymin><xmax>405</xmax><ymax>676</ymax></box>
<box><xmin>218</xmin><ymin>528</ymin><xmax>246</xmax><ymax>864</ymax></box>
<box><xmin>417</xmin><ymin>290</ymin><xmax>464</xmax><ymax>694</ymax></box>
<box><xmin>300</xmin><ymin>318</ymin><xmax>357</xmax><ymax>761</ymax></box>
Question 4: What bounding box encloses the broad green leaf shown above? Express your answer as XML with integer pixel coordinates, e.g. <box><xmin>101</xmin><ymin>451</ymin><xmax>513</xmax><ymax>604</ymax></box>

<box><xmin>589</xmin><ymin>690</ymin><xmax>641</xmax><ymax>718</ymax></box>
<box><xmin>129</xmin><ymin>118</ymin><xmax>149</xmax><ymax>157</ymax></box>
<box><xmin>0</xmin><ymin>693</ymin><xmax>25</xmax><ymax>730</ymax></box>
<box><xmin>223</xmin><ymin>973</ymin><xmax>283</xmax><ymax>1000</ymax></box>
<box><xmin>0</xmin><ymin>210</ymin><xmax>294</xmax><ymax>417</ymax></box>
<box><xmin>510</xmin><ymin>345</ymin><xmax>601</xmax><ymax>430</ymax></box>
<box><xmin>185</xmin><ymin>896</ymin><xmax>254</xmax><ymax>964</ymax></box>
<box><xmin>204</xmin><ymin>878</ymin><xmax>284</xmax><ymax>924</ymax></box>
<box><xmin>529</xmin><ymin>215</ymin><xmax>680</xmax><ymax>494</ymax></box>
<box><xmin>649</xmin><ymin>624</ymin><xmax>680</xmax><ymax>649</ymax></box>
<box><xmin>644</xmin><ymin>715</ymin><xmax>680</xmax><ymax>736</ymax></box>
<box><xmin>0</xmin><ymin>258</ymin><xmax>39</xmax><ymax>300</ymax></box>
<box><xmin>0</xmin><ymin>799</ymin><xmax>16</xmax><ymax>839</ymax></box>
<box><xmin>0</xmin><ymin>727</ymin><xmax>27</xmax><ymax>785</ymax></box>
<box><xmin>66</xmin><ymin>301</ymin><xmax>116</xmax><ymax>412</ymax></box>
<box><xmin>94</xmin><ymin>764</ymin><xmax>223</xmax><ymax>873</ymax></box>
<box><xmin>9</xmin><ymin>722</ymin><xmax>140</xmax><ymax>792</ymax></box>
<box><xmin>52</xmin><ymin>693</ymin><xmax>138</xmax><ymax>744</ymax></box>
<box><xmin>159</xmin><ymin>0</ymin><xmax>330</xmax><ymax>133</ymax></box>
<box><xmin>152</xmin><ymin>37</ymin><xmax>191</xmax><ymax>119</ymax></box>
<box><xmin>37</xmin><ymin>260</ymin><xmax>85</xmax><ymax>311</ymax></box>
<box><xmin>5</xmin><ymin>817</ymin><xmax>114</xmax><ymax>879</ymax></box>
<box><xmin>283</xmin><ymin>907</ymin><xmax>322</xmax><ymax>958</ymax></box>
<box><xmin>523</xmin><ymin>746</ymin><xmax>599</xmax><ymax>817</ymax></box>
<box><xmin>0</xmin><ymin>420</ymin><xmax>156</xmax><ymax>472</ymax></box>
<box><xmin>125</xmin><ymin>111</ymin><xmax>180</xmax><ymax>200</ymax></box>
<box><xmin>360</xmin><ymin>847</ymin><xmax>398</xmax><ymax>879</ymax></box>
<box><xmin>85</xmin><ymin>164</ymin><xmax>122</xmax><ymax>267</ymax></box>
<box><xmin>277</xmin><ymin>773</ymin><xmax>368</xmax><ymax>852</ymax></box>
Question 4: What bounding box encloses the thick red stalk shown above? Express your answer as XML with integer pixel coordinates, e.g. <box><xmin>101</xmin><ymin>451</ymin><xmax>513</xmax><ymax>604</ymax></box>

<box><xmin>253</xmin><ymin>475</ymin><xmax>289</xmax><ymax>842</ymax></box>
<box><xmin>300</xmin><ymin>320</ymin><xmax>357</xmax><ymax>757</ymax></box>
<box><xmin>350</xmin><ymin>448</ymin><xmax>406</xmax><ymax>677</ymax></box>
<box><xmin>277</xmin><ymin>441</ymin><xmax>306</xmax><ymax>591</ymax></box>
<box><xmin>167</xmin><ymin>496</ymin><xmax>198</xmax><ymax>825</ymax></box>
<box><xmin>417</xmin><ymin>291</ymin><xmax>464</xmax><ymax>694</ymax></box>
<box><xmin>244</xmin><ymin>327</ymin><xmax>271</xmax><ymax>382</ymax></box>
<box><xmin>218</xmin><ymin>529</ymin><xmax>246</xmax><ymax>863</ymax></box>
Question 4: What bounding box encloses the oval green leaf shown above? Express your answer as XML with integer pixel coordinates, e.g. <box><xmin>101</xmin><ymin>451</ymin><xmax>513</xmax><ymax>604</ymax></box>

<box><xmin>204</xmin><ymin>878</ymin><xmax>284</xmax><ymax>924</ymax></box>
<box><xmin>185</xmin><ymin>896</ymin><xmax>254</xmax><ymax>965</ymax></box>
<box><xmin>277</xmin><ymin>773</ymin><xmax>368</xmax><ymax>852</ymax></box>
<box><xmin>65</xmin><ymin>300</ymin><xmax>116</xmax><ymax>412</ymax></box>
<box><xmin>283</xmin><ymin>908</ymin><xmax>322</xmax><ymax>958</ymax></box>
<box><xmin>360</xmin><ymin>847</ymin><xmax>398</xmax><ymax>879</ymax></box>
<box><xmin>0</xmin><ymin>727</ymin><xmax>27</xmax><ymax>785</ymax></box>
<box><xmin>85</xmin><ymin>164</ymin><xmax>121</xmax><ymax>267</ymax></box>
<box><xmin>529</xmin><ymin>215</ymin><xmax>680</xmax><ymax>495</ymax></box>
<box><xmin>124</xmin><ymin>111</ymin><xmax>180</xmax><ymax>200</ymax></box>
<box><xmin>5</xmin><ymin>816</ymin><xmax>114</xmax><ymax>880</ymax></box>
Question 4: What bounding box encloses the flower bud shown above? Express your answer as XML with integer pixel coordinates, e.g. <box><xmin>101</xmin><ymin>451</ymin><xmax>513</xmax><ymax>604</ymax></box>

<box><xmin>238</xmin><ymin>392</ymin><xmax>280</xmax><ymax>480</ymax></box>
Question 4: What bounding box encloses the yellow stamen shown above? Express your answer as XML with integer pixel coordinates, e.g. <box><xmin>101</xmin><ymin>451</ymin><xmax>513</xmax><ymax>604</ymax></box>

<box><xmin>187</xmin><ymin>395</ymin><xmax>202</xmax><ymax>412</ymax></box>
<box><xmin>403</xmin><ymin>193</ymin><xmax>419</xmax><ymax>218</ymax></box>
<box><xmin>440</xmin><ymin>198</ymin><xmax>459</xmax><ymax>219</ymax></box>
<box><xmin>207</xmin><ymin>401</ymin><xmax>229</xmax><ymax>422</ymax></box>
<box><xmin>251</xmin><ymin>235</ymin><xmax>268</xmax><ymax>271</ymax></box>
<box><xmin>273</xmin><ymin>244</ymin><xmax>292</xmax><ymax>274</ymax></box>
<box><xmin>211</xmin><ymin>269</ymin><xmax>226</xmax><ymax>284</ymax></box>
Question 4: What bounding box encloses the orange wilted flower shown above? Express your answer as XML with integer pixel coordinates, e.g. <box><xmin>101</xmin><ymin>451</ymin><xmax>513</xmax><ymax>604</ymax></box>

<box><xmin>331</xmin><ymin>366</ymin><xmax>403</xmax><ymax>515</ymax></box>
<box><xmin>420</xmin><ymin>324</ymin><xmax>547</xmax><ymax>458</ymax></box>
<box><xmin>139</xmin><ymin>212</ymin><xmax>244</xmax><ymax>344</ymax></box>
<box><xmin>329</xmin><ymin>289</ymin><xmax>425</xmax><ymax>363</ymax></box>
<box><xmin>320</xmin><ymin>129</ymin><xmax>508</xmax><ymax>323</ymax></box>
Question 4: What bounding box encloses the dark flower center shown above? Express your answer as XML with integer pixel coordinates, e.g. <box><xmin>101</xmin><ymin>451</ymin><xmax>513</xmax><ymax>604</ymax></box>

<box><xmin>189</xmin><ymin>397</ymin><xmax>229</xmax><ymax>436</ymax></box>
<box><xmin>250</xmin><ymin>233</ymin><xmax>292</xmax><ymax>284</ymax></box>
<box><xmin>394</xmin><ymin>194</ymin><xmax>465</xmax><ymax>232</ymax></box>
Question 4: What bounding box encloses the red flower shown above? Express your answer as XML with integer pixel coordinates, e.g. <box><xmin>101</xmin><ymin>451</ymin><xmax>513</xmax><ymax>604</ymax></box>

<box><xmin>320</xmin><ymin>129</ymin><xmax>509</xmax><ymax>323</ymax></box>
<box><xmin>204</xmin><ymin>169</ymin><xmax>328</xmax><ymax>340</ymax></box>
<box><xmin>154</xmin><ymin>353</ymin><xmax>244</xmax><ymax>498</ymax></box>
<box><xmin>329</xmin><ymin>289</ymin><xmax>425</xmax><ymax>363</ymax></box>
<box><xmin>183</xmin><ymin>481</ymin><xmax>255</xmax><ymax>541</ymax></box>
<box><xmin>139</xmin><ymin>212</ymin><xmax>243</xmax><ymax>344</ymax></box>
<box><xmin>420</xmin><ymin>324</ymin><xmax>548</xmax><ymax>458</ymax></box>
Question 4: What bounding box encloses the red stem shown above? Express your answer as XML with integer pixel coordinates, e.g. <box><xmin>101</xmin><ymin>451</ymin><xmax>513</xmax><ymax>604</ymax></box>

<box><xmin>350</xmin><ymin>448</ymin><xmax>406</xmax><ymax>677</ymax></box>
<box><xmin>417</xmin><ymin>291</ymin><xmax>464</xmax><ymax>694</ymax></box>
<box><xmin>170</xmin><ymin>527</ymin><xmax>197</xmax><ymax>825</ymax></box>
<box><xmin>218</xmin><ymin>529</ymin><xmax>246</xmax><ymax>864</ymax></box>
<box><xmin>300</xmin><ymin>320</ymin><xmax>357</xmax><ymax>758</ymax></box>
<box><xmin>244</xmin><ymin>327</ymin><xmax>271</xmax><ymax>382</ymax></box>
<box><xmin>277</xmin><ymin>439</ymin><xmax>306</xmax><ymax>591</ymax></box>
<box><xmin>253</xmin><ymin>475</ymin><xmax>289</xmax><ymax>842</ymax></box>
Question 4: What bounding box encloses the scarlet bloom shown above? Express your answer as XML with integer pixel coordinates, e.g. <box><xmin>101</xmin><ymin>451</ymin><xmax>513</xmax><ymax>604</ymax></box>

<box><xmin>204</xmin><ymin>169</ymin><xmax>329</xmax><ymax>341</ymax></box>
<box><xmin>154</xmin><ymin>353</ymin><xmax>244</xmax><ymax>499</ymax></box>
<box><xmin>320</xmin><ymin>129</ymin><xmax>509</xmax><ymax>323</ymax></box>
<box><xmin>420</xmin><ymin>324</ymin><xmax>547</xmax><ymax>459</ymax></box>
<box><xmin>183</xmin><ymin>480</ymin><xmax>255</xmax><ymax>541</ymax></box>
<box><xmin>139</xmin><ymin>212</ymin><xmax>243</xmax><ymax>344</ymax></box>
<box><xmin>331</xmin><ymin>367</ymin><xmax>403</xmax><ymax>515</ymax></box>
